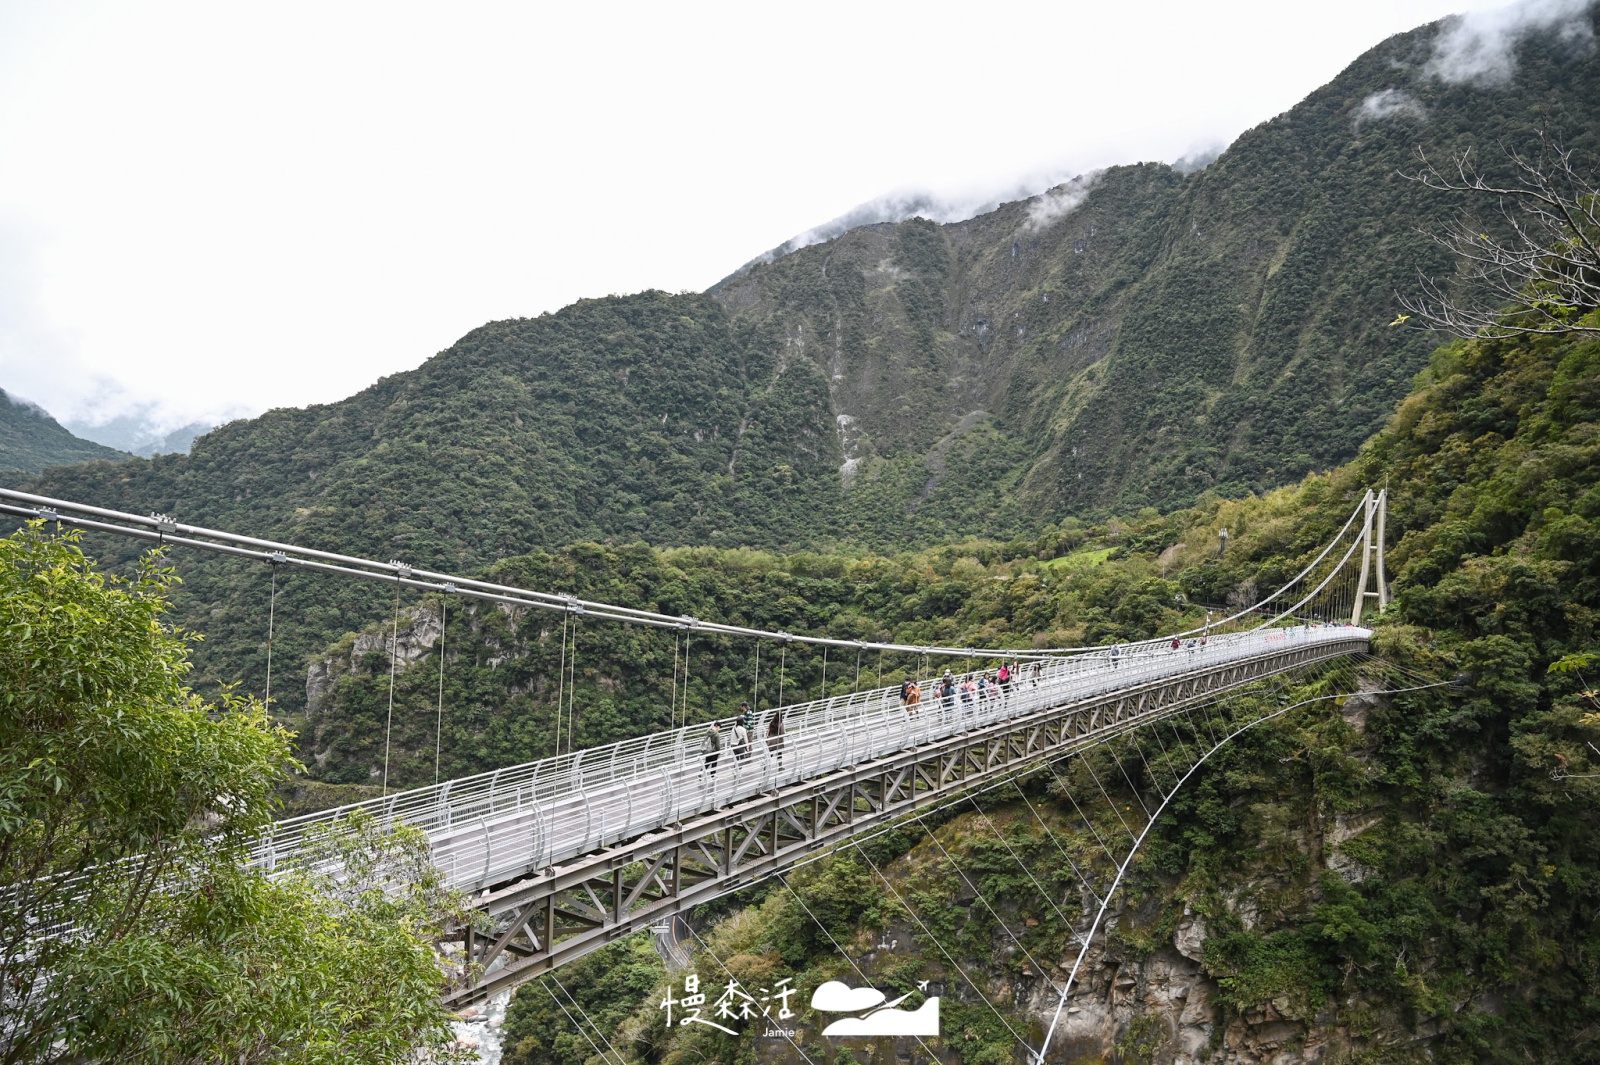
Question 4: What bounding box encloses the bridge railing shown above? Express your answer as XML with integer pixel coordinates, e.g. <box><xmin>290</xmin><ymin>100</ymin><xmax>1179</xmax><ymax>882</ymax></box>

<box><xmin>258</xmin><ymin>623</ymin><xmax>1368</xmax><ymax>888</ymax></box>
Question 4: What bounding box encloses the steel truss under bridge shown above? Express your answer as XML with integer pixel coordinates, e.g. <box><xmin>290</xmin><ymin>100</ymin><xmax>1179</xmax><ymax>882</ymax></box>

<box><xmin>449</xmin><ymin>632</ymin><xmax>1365</xmax><ymax>1005</ymax></box>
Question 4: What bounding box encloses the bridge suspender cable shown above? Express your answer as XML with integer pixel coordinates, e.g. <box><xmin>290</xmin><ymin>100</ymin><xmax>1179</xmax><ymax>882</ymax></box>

<box><xmin>264</xmin><ymin>561</ymin><xmax>278</xmax><ymax>710</ymax></box>
<box><xmin>670</xmin><ymin>628</ymin><xmax>680</xmax><ymax>730</ymax></box>
<box><xmin>435</xmin><ymin>599</ymin><xmax>446</xmax><ymax>786</ymax></box>
<box><xmin>382</xmin><ymin>581</ymin><xmax>401</xmax><ymax>797</ymax></box>
<box><xmin>681</xmin><ymin>628</ymin><xmax>692</xmax><ymax>726</ymax></box>
<box><xmin>566</xmin><ymin>615</ymin><xmax>580</xmax><ymax>752</ymax></box>
<box><xmin>556</xmin><ymin>611</ymin><xmax>569</xmax><ymax>755</ymax></box>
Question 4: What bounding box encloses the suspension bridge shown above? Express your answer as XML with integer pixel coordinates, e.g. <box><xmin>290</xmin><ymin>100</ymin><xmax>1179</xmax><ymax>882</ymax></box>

<box><xmin>2</xmin><ymin>485</ymin><xmax>1409</xmax><ymax>1061</ymax></box>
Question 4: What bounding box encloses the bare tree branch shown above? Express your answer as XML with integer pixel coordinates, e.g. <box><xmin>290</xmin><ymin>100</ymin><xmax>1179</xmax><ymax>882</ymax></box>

<box><xmin>1399</xmin><ymin>133</ymin><xmax>1600</xmax><ymax>339</ymax></box>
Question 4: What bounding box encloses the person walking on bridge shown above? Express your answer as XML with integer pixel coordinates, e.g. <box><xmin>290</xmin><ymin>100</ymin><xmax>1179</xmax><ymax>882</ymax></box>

<box><xmin>732</xmin><ymin>704</ymin><xmax>752</xmax><ymax>763</ymax></box>
<box><xmin>766</xmin><ymin>708</ymin><xmax>786</xmax><ymax>768</ymax></box>
<box><xmin>700</xmin><ymin>720</ymin><xmax>724</xmax><ymax>780</ymax></box>
<box><xmin>939</xmin><ymin>670</ymin><xmax>956</xmax><ymax>717</ymax></box>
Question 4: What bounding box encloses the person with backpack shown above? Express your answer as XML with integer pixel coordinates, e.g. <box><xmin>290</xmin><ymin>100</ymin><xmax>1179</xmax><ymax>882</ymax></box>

<box><xmin>939</xmin><ymin>670</ymin><xmax>956</xmax><ymax>717</ymax></box>
<box><xmin>700</xmin><ymin>721</ymin><xmax>723</xmax><ymax>780</ymax></box>
<box><xmin>906</xmin><ymin>681</ymin><xmax>922</xmax><ymax>716</ymax></box>
<box><xmin>997</xmin><ymin>662</ymin><xmax>1012</xmax><ymax>701</ymax></box>
<box><xmin>899</xmin><ymin>678</ymin><xmax>913</xmax><ymax>711</ymax></box>
<box><xmin>732</xmin><ymin>707</ymin><xmax>751</xmax><ymax>763</ymax></box>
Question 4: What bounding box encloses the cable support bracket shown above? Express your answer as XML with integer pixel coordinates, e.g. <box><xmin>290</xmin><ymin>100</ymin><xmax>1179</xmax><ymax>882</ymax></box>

<box><xmin>151</xmin><ymin>513</ymin><xmax>176</xmax><ymax>534</ymax></box>
<box><xmin>267</xmin><ymin>551</ymin><xmax>288</xmax><ymax>565</ymax></box>
<box><xmin>36</xmin><ymin>507</ymin><xmax>58</xmax><ymax>523</ymax></box>
<box><xmin>390</xmin><ymin>560</ymin><xmax>413</xmax><ymax>579</ymax></box>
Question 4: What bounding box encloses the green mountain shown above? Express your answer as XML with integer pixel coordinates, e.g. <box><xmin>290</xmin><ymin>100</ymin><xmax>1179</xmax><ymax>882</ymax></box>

<box><xmin>20</xmin><ymin>8</ymin><xmax>1600</xmax><ymax>714</ymax></box>
<box><xmin>0</xmin><ymin>388</ymin><xmax>128</xmax><ymax>482</ymax></box>
<box><xmin>486</xmin><ymin>318</ymin><xmax>1600</xmax><ymax>1064</ymax></box>
<box><xmin>713</xmin><ymin>14</ymin><xmax>1600</xmax><ymax>518</ymax></box>
<box><xmin>30</xmin><ymin>13</ymin><xmax>1600</xmax><ymax>555</ymax></box>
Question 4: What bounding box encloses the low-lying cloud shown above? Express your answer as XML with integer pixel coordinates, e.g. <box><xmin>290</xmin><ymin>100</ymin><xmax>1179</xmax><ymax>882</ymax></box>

<box><xmin>1426</xmin><ymin>0</ymin><xmax>1595</xmax><ymax>85</ymax></box>
<box><xmin>1355</xmin><ymin>87</ymin><xmax>1428</xmax><ymax>125</ymax></box>
<box><xmin>1024</xmin><ymin>172</ymin><xmax>1102</xmax><ymax>233</ymax></box>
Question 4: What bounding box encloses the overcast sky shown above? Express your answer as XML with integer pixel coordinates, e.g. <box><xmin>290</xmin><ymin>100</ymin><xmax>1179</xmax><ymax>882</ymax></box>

<box><xmin>0</xmin><ymin>0</ymin><xmax>1560</xmax><ymax>434</ymax></box>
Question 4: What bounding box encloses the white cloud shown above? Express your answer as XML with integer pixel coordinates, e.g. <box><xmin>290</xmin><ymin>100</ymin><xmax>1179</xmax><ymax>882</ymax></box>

<box><xmin>1355</xmin><ymin>88</ymin><xmax>1428</xmax><ymax>124</ymax></box>
<box><xmin>1024</xmin><ymin>172</ymin><xmax>1102</xmax><ymax>233</ymax></box>
<box><xmin>1426</xmin><ymin>0</ymin><xmax>1595</xmax><ymax>85</ymax></box>
<box><xmin>0</xmin><ymin>1</ymin><xmax>1546</xmax><ymax>430</ymax></box>
<box><xmin>809</xmin><ymin>981</ymin><xmax>886</xmax><ymax>1012</ymax></box>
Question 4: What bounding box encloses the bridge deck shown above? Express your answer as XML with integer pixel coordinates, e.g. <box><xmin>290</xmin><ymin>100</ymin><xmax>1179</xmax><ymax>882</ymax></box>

<box><xmin>262</xmin><ymin>625</ymin><xmax>1367</xmax><ymax>895</ymax></box>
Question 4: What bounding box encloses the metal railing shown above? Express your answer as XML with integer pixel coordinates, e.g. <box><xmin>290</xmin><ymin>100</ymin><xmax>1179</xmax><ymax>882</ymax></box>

<box><xmin>258</xmin><ymin>623</ymin><xmax>1368</xmax><ymax>891</ymax></box>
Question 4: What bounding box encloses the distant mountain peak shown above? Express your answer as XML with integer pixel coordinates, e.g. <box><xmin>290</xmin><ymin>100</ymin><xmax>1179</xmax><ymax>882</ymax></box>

<box><xmin>0</xmin><ymin>387</ymin><xmax>130</xmax><ymax>480</ymax></box>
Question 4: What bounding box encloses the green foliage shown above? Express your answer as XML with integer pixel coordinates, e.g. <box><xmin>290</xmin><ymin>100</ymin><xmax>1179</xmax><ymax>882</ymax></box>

<box><xmin>22</xmin><ymin>19</ymin><xmax>1600</xmax><ymax>726</ymax></box>
<box><xmin>499</xmin><ymin>937</ymin><xmax>665</xmax><ymax>1065</ymax></box>
<box><xmin>0</xmin><ymin>388</ymin><xmax>127</xmax><ymax>484</ymax></box>
<box><xmin>304</xmin><ymin>537</ymin><xmax>1208</xmax><ymax>788</ymax></box>
<box><xmin>0</xmin><ymin>523</ymin><xmax>466</xmax><ymax>1064</ymax></box>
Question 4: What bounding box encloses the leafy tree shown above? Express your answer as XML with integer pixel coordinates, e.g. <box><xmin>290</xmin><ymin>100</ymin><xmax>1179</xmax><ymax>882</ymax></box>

<box><xmin>0</xmin><ymin>523</ymin><xmax>467</xmax><ymax>1064</ymax></box>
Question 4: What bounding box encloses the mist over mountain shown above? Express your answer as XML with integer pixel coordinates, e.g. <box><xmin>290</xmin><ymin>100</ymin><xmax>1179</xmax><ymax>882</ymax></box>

<box><xmin>25</xmin><ymin>6</ymin><xmax>1600</xmax><ymax>565</ymax></box>
<box><xmin>64</xmin><ymin>413</ymin><xmax>215</xmax><ymax>458</ymax></box>
<box><xmin>0</xmin><ymin>387</ymin><xmax>128</xmax><ymax>481</ymax></box>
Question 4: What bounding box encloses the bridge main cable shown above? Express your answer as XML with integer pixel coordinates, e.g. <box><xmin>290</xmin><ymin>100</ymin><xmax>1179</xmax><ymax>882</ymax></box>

<box><xmin>0</xmin><ymin>487</ymin><xmax>1069</xmax><ymax>661</ymax></box>
<box><xmin>0</xmin><ymin>487</ymin><xmax>1373</xmax><ymax>660</ymax></box>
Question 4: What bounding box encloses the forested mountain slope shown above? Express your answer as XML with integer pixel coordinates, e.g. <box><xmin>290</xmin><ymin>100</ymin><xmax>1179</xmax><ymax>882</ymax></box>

<box><xmin>32</xmin><ymin>295</ymin><xmax>837</xmax><ymax>566</ymax></box>
<box><xmin>21</xmin><ymin>7</ymin><xmax>1600</xmax><ymax>722</ymax></box>
<box><xmin>488</xmin><ymin>321</ymin><xmax>1600</xmax><ymax>1065</ymax></box>
<box><xmin>713</xmin><ymin>9</ymin><xmax>1600</xmax><ymax>517</ymax></box>
<box><xmin>0</xmin><ymin>388</ymin><xmax>127</xmax><ymax>482</ymax></box>
<box><xmin>31</xmin><ymin>10</ymin><xmax>1600</xmax><ymax>560</ymax></box>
